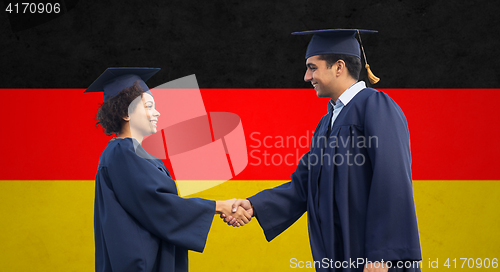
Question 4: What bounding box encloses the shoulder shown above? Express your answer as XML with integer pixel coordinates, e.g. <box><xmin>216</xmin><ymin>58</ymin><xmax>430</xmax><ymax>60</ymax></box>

<box><xmin>361</xmin><ymin>89</ymin><xmax>409</xmax><ymax>131</ymax></box>
<box><xmin>353</xmin><ymin>88</ymin><xmax>402</xmax><ymax>111</ymax></box>
<box><xmin>107</xmin><ymin>138</ymin><xmax>135</xmax><ymax>154</ymax></box>
<box><xmin>358</xmin><ymin>87</ymin><xmax>378</xmax><ymax>98</ymax></box>
<box><xmin>98</xmin><ymin>138</ymin><xmax>136</xmax><ymax>166</ymax></box>
<box><xmin>352</xmin><ymin>88</ymin><xmax>390</xmax><ymax>102</ymax></box>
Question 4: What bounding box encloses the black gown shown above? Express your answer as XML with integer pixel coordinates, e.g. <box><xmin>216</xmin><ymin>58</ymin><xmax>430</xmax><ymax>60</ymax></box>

<box><xmin>248</xmin><ymin>88</ymin><xmax>422</xmax><ymax>271</ymax></box>
<box><xmin>94</xmin><ymin>138</ymin><xmax>215</xmax><ymax>272</ymax></box>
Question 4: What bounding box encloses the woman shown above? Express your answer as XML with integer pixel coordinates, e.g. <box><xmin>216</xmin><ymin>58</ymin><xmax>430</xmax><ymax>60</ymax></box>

<box><xmin>86</xmin><ymin>68</ymin><xmax>251</xmax><ymax>272</ymax></box>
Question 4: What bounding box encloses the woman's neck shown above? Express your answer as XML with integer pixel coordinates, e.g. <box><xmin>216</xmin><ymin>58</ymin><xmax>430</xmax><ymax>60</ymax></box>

<box><xmin>117</xmin><ymin>126</ymin><xmax>144</xmax><ymax>144</ymax></box>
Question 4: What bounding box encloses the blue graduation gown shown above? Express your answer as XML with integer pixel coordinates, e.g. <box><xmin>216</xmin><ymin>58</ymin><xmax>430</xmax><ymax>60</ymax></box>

<box><xmin>94</xmin><ymin>138</ymin><xmax>215</xmax><ymax>272</ymax></box>
<box><xmin>248</xmin><ymin>88</ymin><xmax>422</xmax><ymax>271</ymax></box>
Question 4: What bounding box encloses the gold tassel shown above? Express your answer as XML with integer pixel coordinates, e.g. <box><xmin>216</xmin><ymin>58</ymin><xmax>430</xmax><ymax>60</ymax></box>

<box><xmin>357</xmin><ymin>29</ymin><xmax>380</xmax><ymax>84</ymax></box>
<box><xmin>365</xmin><ymin>64</ymin><xmax>380</xmax><ymax>84</ymax></box>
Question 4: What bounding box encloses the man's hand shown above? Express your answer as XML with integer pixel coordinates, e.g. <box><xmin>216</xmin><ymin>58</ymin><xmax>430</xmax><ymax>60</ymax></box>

<box><xmin>363</xmin><ymin>262</ymin><xmax>389</xmax><ymax>272</ymax></box>
<box><xmin>215</xmin><ymin>199</ymin><xmax>251</xmax><ymax>227</ymax></box>
<box><xmin>220</xmin><ymin>199</ymin><xmax>253</xmax><ymax>227</ymax></box>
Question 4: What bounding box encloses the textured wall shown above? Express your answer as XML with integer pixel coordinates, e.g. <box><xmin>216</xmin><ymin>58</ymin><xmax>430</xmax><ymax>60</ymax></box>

<box><xmin>1</xmin><ymin>0</ymin><xmax>499</xmax><ymax>89</ymax></box>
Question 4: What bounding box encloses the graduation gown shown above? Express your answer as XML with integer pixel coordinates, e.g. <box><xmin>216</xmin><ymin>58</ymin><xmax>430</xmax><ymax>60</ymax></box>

<box><xmin>248</xmin><ymin>88</ymin><xmax>422</xmax><ymax>271</ymax></box>
<box><xmin>94</xmin><ymin>138</ymin><xmax>215</xmax><ymax>272</ymax></box>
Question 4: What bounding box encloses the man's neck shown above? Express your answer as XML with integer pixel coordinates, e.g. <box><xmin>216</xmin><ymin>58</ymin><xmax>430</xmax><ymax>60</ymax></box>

<box><xmin>330</xmin><ymin>78</ymin><xmax>357</xmax><ymax>101</ymax></box>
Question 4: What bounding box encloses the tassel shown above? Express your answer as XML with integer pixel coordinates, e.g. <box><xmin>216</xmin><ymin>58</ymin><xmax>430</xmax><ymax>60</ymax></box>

<box><xmin>357</xmin><ymin>29</ymin><xmax>380</xmax><ymax>84</ymax></box>
<box><xmin>365</xmin><ymin>64</ymin><xmax>380</xmax><ymax>84</ymax></box>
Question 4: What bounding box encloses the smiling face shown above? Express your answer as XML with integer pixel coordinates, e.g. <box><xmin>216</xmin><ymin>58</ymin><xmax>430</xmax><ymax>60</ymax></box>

<box><xmin>304</xmin><ymin>55</ymin><xmax>337</xmax><ymax>98</ymax></box>
<box><xmin>128</xmin><ymin>92</ymin><xmax>160</xmax><ymax>140</ymax></box>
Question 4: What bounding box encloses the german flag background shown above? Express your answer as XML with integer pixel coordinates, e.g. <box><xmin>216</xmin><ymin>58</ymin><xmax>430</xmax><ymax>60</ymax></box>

<box><xmin>1</xmin><ymin>1</ymin><xmax>499</xmax><ymax>271</ymax></box>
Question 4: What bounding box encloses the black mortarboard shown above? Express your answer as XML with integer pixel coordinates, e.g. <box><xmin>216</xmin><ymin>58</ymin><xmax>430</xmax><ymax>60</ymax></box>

<box><xmin>292</xmin><ymin>29</ymin><xmax>380</xmax><ymax>84</ymax></box>
<box><xmin>84</xmin><ymin>68</ymin><xmax>160</xmax><ymax>102</ymax></box>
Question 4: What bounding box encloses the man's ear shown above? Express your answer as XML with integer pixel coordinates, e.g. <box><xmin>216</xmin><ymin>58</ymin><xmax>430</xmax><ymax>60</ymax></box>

<box><xmin>337</xmin><ymin>60</ymin><xmax>345</xmax><ymax>70</ymax></box>
<box><xmin>123</xmin><ymin>116</ymin><xmax>130</xmax><ymax>122</ymax></box>
<box><xmin>336</xmin><ymin>60</ymin><xmax>346</xmax><ymax>74</ymax></box>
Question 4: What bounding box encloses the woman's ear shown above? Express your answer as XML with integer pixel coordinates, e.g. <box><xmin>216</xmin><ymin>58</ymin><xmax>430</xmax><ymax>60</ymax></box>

<box><xmin>123</xmin><ymin>116</ymin><xmax>130</xmax><ymax>122</ymax></box>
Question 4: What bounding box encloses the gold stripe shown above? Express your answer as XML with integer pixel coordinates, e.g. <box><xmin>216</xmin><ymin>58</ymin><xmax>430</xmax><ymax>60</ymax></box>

<box><xmin>0</xmin><ymin>180</ymin><xmax>498</xmax><ymax>271</ymax></box>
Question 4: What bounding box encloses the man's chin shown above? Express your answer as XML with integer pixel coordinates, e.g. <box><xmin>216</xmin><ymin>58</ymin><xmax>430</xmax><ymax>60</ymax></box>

<box><xmin>315</xmin><ymin>90</ymin><xmax>328</xmax><ymax>98</ymax></box>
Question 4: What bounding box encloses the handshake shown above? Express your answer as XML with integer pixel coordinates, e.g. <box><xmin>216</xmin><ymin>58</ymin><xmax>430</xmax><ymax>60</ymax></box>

<box><xmin>215</xmin><ymin>199</ymin><xmax>253</xmax><ymax>227</ymax></box>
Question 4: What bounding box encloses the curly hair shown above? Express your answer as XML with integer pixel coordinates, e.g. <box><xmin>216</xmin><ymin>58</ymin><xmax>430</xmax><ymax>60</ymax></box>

<box><xmin>96</xmin><ymin>81</ymin><xmax>144</xmax><ymax>136</ymax></box>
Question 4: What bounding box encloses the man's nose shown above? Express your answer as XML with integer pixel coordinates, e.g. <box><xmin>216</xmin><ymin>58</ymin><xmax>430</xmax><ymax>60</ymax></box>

<box><xmin>304</xmin><ymin>70</ymin><xmax>312</xmax><ymax>82</ymax></box>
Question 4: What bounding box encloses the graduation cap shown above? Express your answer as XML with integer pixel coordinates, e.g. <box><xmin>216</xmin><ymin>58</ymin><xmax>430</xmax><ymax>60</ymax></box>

<box><xmin>292</xmin><ymin>29</ymin><xmax>380</xmax><ymax>84</ymax></box>
<box><xmin>84</xmin><ymin>67</ymin><xmax>161</xmax><ymax>102</ymax></box>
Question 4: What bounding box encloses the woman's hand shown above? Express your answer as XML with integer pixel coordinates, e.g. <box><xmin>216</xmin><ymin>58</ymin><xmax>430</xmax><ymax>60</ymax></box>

<box><xmin>215</xmin><ymin>199</ymin><xmax>251</xmax><ymax>227</ymax></box>
<box><xmin>220</xmin><ymin>198</ymin><xmax>253</xmax><ymax>227</ymax></box>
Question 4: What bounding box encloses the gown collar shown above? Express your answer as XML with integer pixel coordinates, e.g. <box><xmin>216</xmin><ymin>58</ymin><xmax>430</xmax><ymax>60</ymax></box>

<box><xmin>328</xmin><ymin>81</ymin><xmax>366</xmax><ymax>112</ymax></box>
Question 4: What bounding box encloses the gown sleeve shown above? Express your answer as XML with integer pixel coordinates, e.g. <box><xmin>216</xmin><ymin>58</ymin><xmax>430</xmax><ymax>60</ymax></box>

<box><xmin>247</xmin><ymin>151</ymin><xmax>310</xmax><ymax>242</ymax></box>
<box><xmin>106</xmin><ymin>141</ymin><xmax>215</xmax><ymax>252</ymax></box>
<box><xmin>363</xmin><ymin>91</ymin><xmax>422</xmax><ymax>262</ymax></box>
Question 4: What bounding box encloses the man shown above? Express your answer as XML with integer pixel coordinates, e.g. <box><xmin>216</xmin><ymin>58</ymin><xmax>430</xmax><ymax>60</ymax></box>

<box><xmin>226</xmin><ymin>29</ymin><xmax>422</xmax><ymax>272</ymax></box>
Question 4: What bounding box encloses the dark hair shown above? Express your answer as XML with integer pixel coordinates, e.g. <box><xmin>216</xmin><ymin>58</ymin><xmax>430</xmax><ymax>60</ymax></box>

<box><xmin>96</xmin><ymin>81</ymin><xmax>144</xmax><ymax>136</ymax></box>
<box><xmin>317</xmin><ymin>54</ymin><xmax>362</xmax><ymax>80</ymax></box>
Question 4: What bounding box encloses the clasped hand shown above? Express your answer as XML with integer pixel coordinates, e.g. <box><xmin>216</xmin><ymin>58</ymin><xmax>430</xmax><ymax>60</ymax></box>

<box><xmin>215</xmin><ymin>199</ymin><xmax>253</xmax><ymax>227</ymax></box>
<box><xmin>216</xmin><ymin>199</ymin><xmax>253</xmax><ymax>227</ymax></box>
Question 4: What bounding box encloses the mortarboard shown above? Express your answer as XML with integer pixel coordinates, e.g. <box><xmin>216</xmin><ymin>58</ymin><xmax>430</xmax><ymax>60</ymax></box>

<box><xmin>292</xmin><ymin>29</ymin><xmax>380</xmax><ymax>84</ymax></box>
<box><xmin>84</xmin><ymin>67</ymin><xmax>160</xmax><ymax>102</ymax></box>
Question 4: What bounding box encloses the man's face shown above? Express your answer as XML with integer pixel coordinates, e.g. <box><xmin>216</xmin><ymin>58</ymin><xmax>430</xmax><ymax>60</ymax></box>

<box><xmin>304</xmin><ymin>55</ymin><xmax>336</xmax><ymax>98</ymax></box>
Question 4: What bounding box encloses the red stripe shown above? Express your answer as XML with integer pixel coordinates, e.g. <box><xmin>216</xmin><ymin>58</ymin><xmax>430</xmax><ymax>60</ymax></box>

<box><xmin>0</xmin><ymin>88</ymin><xmax>498</xmax><ymax>180</ymax></box>
<box><xmin>207</xmin><ymin>112</ymin><xmax>215</xmax><ymax>142</ymax></box>
<box><xmin>161</xmin><ymin>129</ymin><xmax>176</xmax><ymax>180</ymax></box>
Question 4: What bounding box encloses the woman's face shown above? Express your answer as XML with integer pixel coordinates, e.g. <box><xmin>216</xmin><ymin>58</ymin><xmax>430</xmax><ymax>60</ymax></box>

<box><xmin>128</xmin><ymin>92</ymin><xmax>160</xmax><ymax>138</ymax></box>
